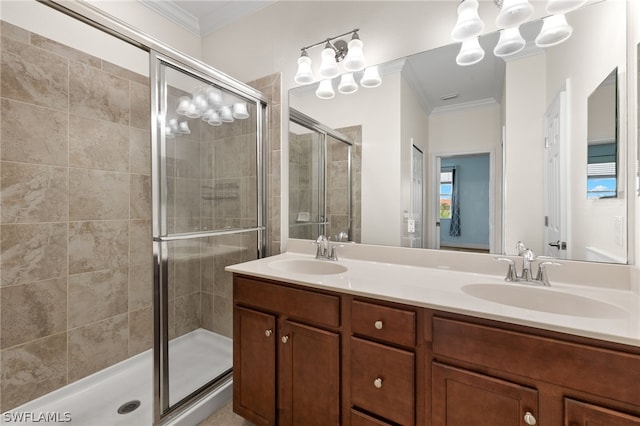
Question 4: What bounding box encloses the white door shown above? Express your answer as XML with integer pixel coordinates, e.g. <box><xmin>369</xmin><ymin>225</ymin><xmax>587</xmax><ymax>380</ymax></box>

<box><xmin>410</xmin><ymin>145</ymin><xmax>424</xmax><ymax>248</ymax></box>
<box><xmin>543</xmin><ymin>89</ymin><xmax>568</xmax><ymax>258</ymax></box>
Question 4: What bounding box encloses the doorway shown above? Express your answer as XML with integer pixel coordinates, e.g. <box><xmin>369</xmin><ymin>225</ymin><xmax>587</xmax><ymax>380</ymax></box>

<box><xmin>435</xmin><ymin>153</ymin><xmax>491</xmax><ymax>252</ymax></box>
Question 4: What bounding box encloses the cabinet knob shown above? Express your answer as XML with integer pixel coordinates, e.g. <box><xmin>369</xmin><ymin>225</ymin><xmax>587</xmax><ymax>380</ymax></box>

<box><xmin>374</xmin><ymin>320</ymin><xmax>384</xmax><ymax>330</ymax></box>
<box><xmin>523</xmin><ymin>411</ymin><xmax>537</xmax><ymax>425</ymax></box>
<box><xmin>373</xmin><ymin>377</ymin><xmax>383</xmax><ymax>389</ymax></box>
<box><xmin>264</xmin><ymin>329</ymin><xmax>273</xmax><ymax>337</ymax></box>
<box><xmin>281</xmin><ymin>335</ymin><xmax>289</xmax><ymax>344</ymax></box>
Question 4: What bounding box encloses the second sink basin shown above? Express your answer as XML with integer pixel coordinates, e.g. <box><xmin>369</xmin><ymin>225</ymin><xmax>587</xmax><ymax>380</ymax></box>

<box><xmin>269</xmin><ymin>259</ymin><xmax>348</xmax><ymax>275</ymax></box>
<box><xmin>462</xmin><ymin>283</ymin><xmax>628</xmax><ymax>318</ymax></box>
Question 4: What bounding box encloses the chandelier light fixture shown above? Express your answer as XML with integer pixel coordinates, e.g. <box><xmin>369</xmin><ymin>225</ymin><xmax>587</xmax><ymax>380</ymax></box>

<box><xmin>294</xmin><ymin>29</ymin><xmax>382</xmax><ymax>99</ymax></box>
<box><xmin>452</xmin><ymin>0</ymin><xmax>586</xmax><ymax>66</ymax></box>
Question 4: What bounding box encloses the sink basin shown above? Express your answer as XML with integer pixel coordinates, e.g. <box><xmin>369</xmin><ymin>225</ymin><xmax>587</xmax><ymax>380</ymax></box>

<box><xmin>269</xmin><ymin>259</ymin><xmax>348</xmax><ymax>275</ymax></box>
<box><xmin>462</xmin><ymin>283</ymin><xmax>627</xmax><ymax>318</ymax></box>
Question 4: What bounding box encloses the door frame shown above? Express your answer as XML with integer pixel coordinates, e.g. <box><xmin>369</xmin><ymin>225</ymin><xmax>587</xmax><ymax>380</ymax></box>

<box><xmin>429</xmin><ymin>149</ymin><xmax>497</xmax><ymax>252</ymax></box>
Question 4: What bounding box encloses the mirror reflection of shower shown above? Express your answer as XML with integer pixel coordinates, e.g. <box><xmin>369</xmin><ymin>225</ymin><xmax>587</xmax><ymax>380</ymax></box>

<box><xmin>289</xmin><ymin>108</ymin><xmax>361</xmax><ymax>243</ymax></box>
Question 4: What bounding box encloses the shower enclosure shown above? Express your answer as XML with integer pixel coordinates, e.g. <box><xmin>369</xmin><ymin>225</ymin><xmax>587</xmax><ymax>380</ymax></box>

<box><xmin>0</xmin><ymin>2</ymin><xmax>267</xmax><ymax>425</ymax></box>
<box><xmin>289</xmin><ymin>108</ymin><xmax>354</xmax><ymax>242</ymax></box>
<box><xmin>151</xmin><ymin>54</ymin><xmax>267</xmax><ymax>423</ymax></box>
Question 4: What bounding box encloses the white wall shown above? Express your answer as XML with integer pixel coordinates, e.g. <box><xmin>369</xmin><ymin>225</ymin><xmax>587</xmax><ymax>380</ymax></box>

<box><xmin>503</xmin><ymin>53</ymin><xmax>547</xmax><ymax>255</ymax></box>
<box><xmin>400</xmin><ymin>73</ymin><xmax>430</xmax><ymax>247</ymax></box>
<box><xmin>545</xmin><ymin>0</ymin><xmax>627</xmax><ymax>262</ymax></box>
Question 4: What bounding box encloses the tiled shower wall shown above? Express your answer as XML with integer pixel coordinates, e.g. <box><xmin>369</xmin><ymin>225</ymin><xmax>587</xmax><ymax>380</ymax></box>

<box><xmin>0</xmin><ymin>20</ymin><xmax>281</xmax><ymax>413</ymax></box>
<box><xmin>0</xmin><ymin>21</ymin><xmax>154</xmax><ymax>411</ymax></box>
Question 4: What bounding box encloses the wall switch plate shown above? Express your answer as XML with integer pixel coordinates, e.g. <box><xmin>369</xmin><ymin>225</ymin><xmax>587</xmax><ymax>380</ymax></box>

<box><xmin>408</xmin><ymin>219</ymin><xmax>415</xmax><ymax>233</ymax></box>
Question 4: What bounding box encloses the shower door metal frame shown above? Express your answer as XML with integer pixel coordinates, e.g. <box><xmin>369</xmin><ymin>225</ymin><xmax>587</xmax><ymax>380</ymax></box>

<box><xmin>289</xmin><ymin>108</ymin><xmax>353</xmax><ymax>240</ymax></box>
<box><xmin>150</xmin><ymin>51</ymin><xmax>268</xmax><ymax>425</ymax></box>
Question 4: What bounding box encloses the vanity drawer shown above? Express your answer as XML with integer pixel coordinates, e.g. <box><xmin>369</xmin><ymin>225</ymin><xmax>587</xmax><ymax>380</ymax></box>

<box><xmin>234</xmin><ymin>276</ymin><xmax>340</xmax><ymax>328</ymax></box>
<box><xmin>351</xmin><ymin>300</ymin><xmax>416</xmax><ymax>347</ymax></box>
<box><xmin>350</xmin><ymin>337</ymin><xmax>415</xmax><ymax>425</ymax></box>
<box><xmin>432</xmin><ymin>317</ymin><xmax>640</xmax><ymax>406</ymax></box>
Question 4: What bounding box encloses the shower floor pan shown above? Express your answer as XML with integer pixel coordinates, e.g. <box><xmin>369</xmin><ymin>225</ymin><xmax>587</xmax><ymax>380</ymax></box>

<box><xmin>3</xmin><ymin>328</ymin><xmax>232</xmax><ymax>426</ymax></box>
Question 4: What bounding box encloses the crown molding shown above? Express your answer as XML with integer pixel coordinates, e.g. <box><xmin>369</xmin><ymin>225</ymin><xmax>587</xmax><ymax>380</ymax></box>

<box><xmin>137</xmin><ymin>0</ymin><xmax>201</xmax><ymax>36</ymax></box>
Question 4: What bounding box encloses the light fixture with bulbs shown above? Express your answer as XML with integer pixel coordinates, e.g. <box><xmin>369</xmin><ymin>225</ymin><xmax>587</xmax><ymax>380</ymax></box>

<box><xmin>294</xmin><ymin>29</ymin><xmax>382</xmax><ymax>99</ymax></box>
<box><xmin>166</xmin><ymin>85</ymin><xmax>251</xmax><ymax>138</ymax></box>
<box><xmin>452</xmin><ymin>0</ymin><xmax>586</xmax><ymax>66</ymax></box>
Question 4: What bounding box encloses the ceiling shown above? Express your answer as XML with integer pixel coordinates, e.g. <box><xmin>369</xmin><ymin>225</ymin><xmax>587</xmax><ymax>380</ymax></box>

<box><xmin>137</xmin><ymin>0</ymin><xmax>278</xmax><ymax>37</ymax></box>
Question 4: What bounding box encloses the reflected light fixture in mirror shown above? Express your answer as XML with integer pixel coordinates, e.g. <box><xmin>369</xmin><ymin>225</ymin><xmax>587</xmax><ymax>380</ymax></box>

<box><xmin>535</xmin><ymin>14</ymin><xmax>573</xmax><ymax>47</ymax></box>
<box><xmin>457</xmin><ymin>37</ymin><xmax>485</xmax><ymax>66</ymax></box>
<box><xmin>360</xmin><ymin>65</ymin><xmax>382</xmax><ymax>88</ymax></box>
<box><xmin>493</xmin><ymin>26</ymin><xmax>526</xmax><ymax>57</ymax></box>
<box><xmin>451</xmin><ymin>0</ymin><xmax>484</xmax><ymax>41</ymax></box>
<box><xmin>452</xmin><ymin>0</ymin><xmax>585</xmax><ymax>66</ymax></box>
<box><xmin>338</xmin><ymin>73</ymin><xmax>358</xmax><ymax>94</ymax></box>
<box><xmin>294</xmin><ymin>28</ymin><xmax>382</xmax><ymax>98</ymax></box>
<box><xmin>316</xmin><ymin>79</ymin><xmax>336</xmax><ymax>99</ymax></box>
<box><xmin>496</xmin><ymin>0</ymin><xmax>533</xmax><ymax>28</ymax></box>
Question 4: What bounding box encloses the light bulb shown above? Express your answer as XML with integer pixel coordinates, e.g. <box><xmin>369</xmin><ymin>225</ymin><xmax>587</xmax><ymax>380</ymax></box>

<box><xmin>451</xmin><ymin>0</ymin><xmax>484</xmax><ymax>41</ymax></box>
<box><xmin>344</xmin><ymin>34</ymin><xmax>365</xmax><ymax>72</ymax></box>
<box><xmin>338</xmin><ymin>73</ymin><xmax>358</xmax><ymax>94</ymax></box>
<box><xmin>315</xmin><ymin>79</ymin><xmax>335</xmax><ymax>99</ymax></box>
<box><xmin>294</xmin><ymin>51</ymin><xmax>314</xmax><ymax>84</ymax></box>
<box><xmin>318</xmin><ymin>44</ymin><xmax>339</xmax><ymax>79</ymax></box>
<box><xmin>456</xmin><ymin>37</ymin><xmax>485</xmax><ymax>66</ymax></box>
<box><xmin>496</xmin><ymin>0</ymin><xmax>533</xmax><ymax>28</ymax></box>
<box><xmin>493</xmin><ymin>26</ymin><xmax>526</xmax><ymax>57</ymax></box>
<box><xmin>360</xmin><ymin>66</ymin><xmax>382</xmax><ymax>88</ymax></box>
<box><xmin>535</xmin><ymin>14</ymin><xmax>573</xmax><ymax>48</ymax></box>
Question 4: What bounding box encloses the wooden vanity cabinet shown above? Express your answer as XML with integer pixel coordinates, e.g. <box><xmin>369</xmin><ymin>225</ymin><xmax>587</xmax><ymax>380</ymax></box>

<box><xmin>432</xmin><ymin>362</ymin><xmax>538</xmax><ymax>426</ymax></box>
<box><xmin>432</xmin><ymin>315</ymin><xmax>640</xmax><ymax>426</ymax></box>
<box><xmin>233</xmin><ymin>273</ymin><xmax>640</xmax><ymax>426</ymax></box>
<box><xmin>349</xmin><ymin>299</ymin><xmax>421</xmax><ymax>426</ymax></box>
<box><xmin>233</xmin><ymin>275</ymin><xmax>341</xmax><ymax>426</ymax></box>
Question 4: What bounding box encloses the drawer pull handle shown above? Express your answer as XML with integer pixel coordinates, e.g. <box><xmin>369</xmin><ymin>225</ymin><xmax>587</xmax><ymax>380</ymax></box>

<box><xmin>373</xmin><ymin>378</ymin><xmax>383</xmax><ymax>389</ymax></box>
<box><xmin>281</xmin><ymin>335</ymin><xmax>289</xmax><ymax>344</ymax></box>
<box><xmin>265</xmin><ymin>329</ymin><xmax>273</xmax><ymax>337</ymax></box>
<box><xmin>374</xmin><ymin>320</ymin><xmax>384</xmax><ymax>330</ymax></box>
<box><xmin>523</xmin><ymin>412</ymin><xmax>536</xmax><ymax>425</ymax></box>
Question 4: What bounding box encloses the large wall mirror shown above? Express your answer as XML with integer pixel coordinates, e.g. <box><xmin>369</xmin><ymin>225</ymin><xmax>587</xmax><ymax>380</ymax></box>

<box><xmin>289</xmin><ymin>0</ymin><xmax>627</xmax><ymax>263</ymax></box>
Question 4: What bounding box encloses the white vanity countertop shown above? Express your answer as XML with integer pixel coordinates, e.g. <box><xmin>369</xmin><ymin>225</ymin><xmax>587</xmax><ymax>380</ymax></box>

<box><xmin>226</xmin><ymin>241</ymin><xmax>640</xmax><ymax>347</ymax></box>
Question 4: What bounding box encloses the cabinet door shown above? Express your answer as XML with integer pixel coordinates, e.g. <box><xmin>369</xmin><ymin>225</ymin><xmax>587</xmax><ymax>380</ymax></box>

<box><xmin>280</xmin><ymin>320</ymin><xmax>340</xmax><ymax>426</ymax></box>
<box><xmin>565</xmin><ymin>399</ymin><xmax>640</xmax><ymax>426</ymax></box>
<box><xmin>233</xmin><ymin>306</ymin><xmax>277</xmax><ymax>426</ymax></box>
<box><xmin>432</xmin><ymin>362</ymin><xmax>538</xmax><ymax>426</ymax></box>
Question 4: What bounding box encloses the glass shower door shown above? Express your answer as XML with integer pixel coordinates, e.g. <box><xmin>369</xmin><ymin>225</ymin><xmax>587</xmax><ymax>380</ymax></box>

<box><xmin>151</xmin><ymin>53</ymin><xmax>266</xmax><ymax>422</ymax></box>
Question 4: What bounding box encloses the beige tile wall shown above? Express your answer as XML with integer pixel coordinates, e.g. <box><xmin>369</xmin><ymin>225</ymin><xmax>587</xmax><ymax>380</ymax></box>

<box><xmin>0</xmin><ymin>21</ymin><xmax>153</xmax><ymax>411</ymax></box>
<box><xmin>247</xmin><ymin>73</ymin><xmax>282</xmax><ymax>255</ymax></box>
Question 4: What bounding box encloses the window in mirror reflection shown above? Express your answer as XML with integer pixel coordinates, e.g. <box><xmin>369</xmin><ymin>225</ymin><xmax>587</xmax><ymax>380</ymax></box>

<box><xmin>586</xmin><ymin>68</ymin><xmax>618</xmax><ymax>199</ymax></box>
<box><xmin>439</xmin><ymin>170</ymin><xmax>453</xmax><ymax>219</ymax></box>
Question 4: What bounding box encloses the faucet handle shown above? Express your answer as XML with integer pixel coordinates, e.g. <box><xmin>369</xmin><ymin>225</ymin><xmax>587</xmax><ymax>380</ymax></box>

<box><xmin>535</xmin><ymin>261</ymin><xmax>562</xmax><ymax>286</ymax></box>
<box><xmin>313</xmin><ymin>235</ymin><xmax>328</xmax><ymax>258</ymax></box>
<box><xmin>496</xmin><ymin>257</ymin><xmax>517</xmax><ymax>282</ymax></box>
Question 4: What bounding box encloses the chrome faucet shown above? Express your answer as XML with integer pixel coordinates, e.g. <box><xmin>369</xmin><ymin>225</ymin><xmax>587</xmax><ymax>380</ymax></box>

<box><xmin>497</xmin><ymin>241</ymin><xmax>561</xmax><ymax>286</ymax></box>
<box><xmin>313</xmin><ymin>235</ymin><xmax>338</xmax><ymax>261</ymax></box>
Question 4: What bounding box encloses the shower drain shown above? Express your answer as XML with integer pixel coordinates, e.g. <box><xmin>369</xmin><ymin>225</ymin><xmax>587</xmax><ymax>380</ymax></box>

<box><xmin>117</xmin><ymin>400</ymin><xmax>141</xmax><ymax>415</ymax></box>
